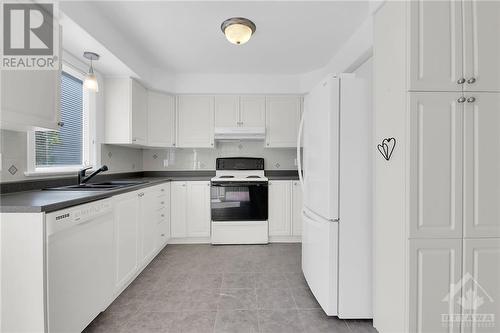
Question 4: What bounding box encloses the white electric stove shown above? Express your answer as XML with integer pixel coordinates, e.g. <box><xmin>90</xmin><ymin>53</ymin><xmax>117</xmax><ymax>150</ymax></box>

<box><xmin>210</xmin><ymin>157</ymin><xmax>269</xmax><ymax>244</ymax></box>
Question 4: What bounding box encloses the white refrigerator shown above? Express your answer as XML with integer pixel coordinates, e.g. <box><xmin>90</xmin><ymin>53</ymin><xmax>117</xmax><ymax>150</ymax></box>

<box><xmin>297</xmin><ymin>74</ymin><xmax>372</xmax><ymax>318</ymax></box>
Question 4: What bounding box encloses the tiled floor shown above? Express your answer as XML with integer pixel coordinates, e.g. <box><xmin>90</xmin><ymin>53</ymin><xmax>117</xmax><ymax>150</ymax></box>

<box><xmin>84</xmin><ymin>243</ymin><xmax>376</xmax><ymax>333</ymax></box>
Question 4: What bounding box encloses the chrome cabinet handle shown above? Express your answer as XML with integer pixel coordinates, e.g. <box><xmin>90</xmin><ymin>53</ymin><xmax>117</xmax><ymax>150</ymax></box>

<box><xmin>161</xmin><ymin>214</ymin><xmax>165</xmax><ymax>217</ymax></box>
<box><xmin>467</xmin><ymin>77</ymin><xmax>476</xmax><ymax>84</ymax></box>
<box><xmin>457</xmin><ymin>96</ymin><xmax>466</xmax><ymax>103</ymax></box>
<box><xmin>57</xmin><ymin>121</ymin><xmax>64</xmax><ymax>127</ymax></box>
<box><xmin>457</xmin><ymin>78</ymin><xmax>466</xmax><ymax>84</ymax></box>
<box><xmin>467</xmin><ymin>96</ymin><xmax>476</xmax><ymax>103</ymax></box>
<box><xmin>138</xmin><ymin>192</ymin><xmax>144</xmax><ymax>197</ymax></box>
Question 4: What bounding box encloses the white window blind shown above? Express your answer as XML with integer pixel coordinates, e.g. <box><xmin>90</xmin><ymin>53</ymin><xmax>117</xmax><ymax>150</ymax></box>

<box><xmin>35</xmin><ymin>71</ymin><xmax>84</xmax><ymax>167</ymax></box>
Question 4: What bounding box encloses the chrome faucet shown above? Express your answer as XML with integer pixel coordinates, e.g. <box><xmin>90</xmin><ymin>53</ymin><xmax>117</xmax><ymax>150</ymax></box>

<box><xmin>78</xmin><ymin>165</ymin><xmax>109</xmax><ymax>184</ymax></box>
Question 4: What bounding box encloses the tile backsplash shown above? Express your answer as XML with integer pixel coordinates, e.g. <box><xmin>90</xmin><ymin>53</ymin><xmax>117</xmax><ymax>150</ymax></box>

<box><xmin>143</xmin><ymin>141</ymin><xmax>299</xmax><ymax>171</ymax></box>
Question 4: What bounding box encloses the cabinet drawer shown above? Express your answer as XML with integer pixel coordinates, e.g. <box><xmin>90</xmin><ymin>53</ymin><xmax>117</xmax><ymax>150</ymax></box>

<box><xmin>157</xmin><ymin>221</ymin><xmax>168</xmax><ymax>247</ymax></box>
<box><xmin>157</xmin><ymin>208</ymin><xmax>167</xmax><ymax>222</ymax></box>
<box><xmin>154</xmin><ymin>196</ymin><xmax>167</xmax><ymax>210</ymax></box>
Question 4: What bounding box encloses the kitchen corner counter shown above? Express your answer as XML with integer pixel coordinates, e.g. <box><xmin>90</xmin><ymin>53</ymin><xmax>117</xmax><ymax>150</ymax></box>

<box><xmin>0</xmin><ymin>177</ymin><xmax>172</xmax><ymax>213</ymax></box>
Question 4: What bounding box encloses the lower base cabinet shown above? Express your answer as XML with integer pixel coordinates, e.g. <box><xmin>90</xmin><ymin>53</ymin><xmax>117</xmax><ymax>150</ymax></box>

<box><xmin>409</xmin><ymin>238</ymin><xmax>500</xmax><ymax>333</ymax></box>
<box><xmin>268</xmin><ymin>180</ymin><xmax>303</xmax><ymax>239</ymax></box>
<box><xmin>113</xmin><ymin>183</ymin><xmax>170</xmax><ymax>294</ymax></box>
<box><xmin>171</xmin><ymin>181</ymin><xmax>211</xmax><ymax>239</ymax></box>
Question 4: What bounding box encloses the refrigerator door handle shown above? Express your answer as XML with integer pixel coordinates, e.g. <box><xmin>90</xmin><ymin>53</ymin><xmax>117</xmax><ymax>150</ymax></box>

<box><xmin>297</xmin><ymin>106</ymin><xmax>305</xmax><ymax>189</ymax></box>
<box><xmin>303</xmin><ymin>208</ymin><xmax>339</xmax><ymax>223</ymax></box>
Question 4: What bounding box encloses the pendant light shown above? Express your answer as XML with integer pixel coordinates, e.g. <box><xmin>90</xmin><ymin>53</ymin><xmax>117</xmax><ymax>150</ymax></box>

<box><xmin>221</xmin><ymin>17</ymin><xmax>256</xmax><ymax>45</ymax></box>
<box><xmin>83</xmin><ymin>51</ymin><xmax>99</xmax><ymax>92</ymax></box>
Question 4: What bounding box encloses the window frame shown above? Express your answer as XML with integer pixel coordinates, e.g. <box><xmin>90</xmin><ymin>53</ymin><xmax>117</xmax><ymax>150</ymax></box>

<box><xmin>26</xmin><ymin>63</ymin><xmax>95</xmax><ymax>176</ymax></box>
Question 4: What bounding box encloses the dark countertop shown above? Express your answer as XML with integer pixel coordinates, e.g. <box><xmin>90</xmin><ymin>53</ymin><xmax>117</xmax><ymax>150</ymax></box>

<box><xmin>0</xmin><ymin>170</ymin><xmax>300</xmax><ymax>213</ymax></box>
<box><xmin>0</xmin><ymin>177</ymin><xmax>171</xmax><ymax>213</ymax></box>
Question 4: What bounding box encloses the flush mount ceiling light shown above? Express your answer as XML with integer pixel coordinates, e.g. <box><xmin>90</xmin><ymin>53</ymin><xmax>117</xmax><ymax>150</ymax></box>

<box><xmin>221</xmin><ymin>17</ymin><xmax>256</xmax><ymax>45</ymax></box>
<box><xmin>83</xmin><ymin>51</ymin><xmax>100</xmax><ymax>92</ymax></box>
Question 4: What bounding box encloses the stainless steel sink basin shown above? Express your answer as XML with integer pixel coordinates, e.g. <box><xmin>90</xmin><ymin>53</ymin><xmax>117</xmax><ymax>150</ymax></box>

<box><xmin>43</xmin><ymin>180</ymin><xmax>147</xmax><ymax>191</ymax></box>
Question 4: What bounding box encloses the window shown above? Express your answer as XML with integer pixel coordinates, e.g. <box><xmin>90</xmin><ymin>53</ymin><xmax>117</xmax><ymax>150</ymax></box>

<box><xmin>27</xmin><ymin>64</ymin><xmax>94</xmax><ymax>175</ymax></box>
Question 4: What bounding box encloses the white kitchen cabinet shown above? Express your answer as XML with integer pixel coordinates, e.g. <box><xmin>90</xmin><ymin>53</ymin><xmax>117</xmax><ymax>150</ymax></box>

<box><xmin>171</xmin><ymin>181</ymin><xmax>188</xmax><ymax>238</ymax></box>
<box><xmin>265</xmin><ymin>96</ymin><xmax>302</xmax><ymax>147</ymax></box>
<box><xmin>408</xmin><ymin>0</ymin><xmax>500</xmax><ymax>92</ymax></box>
<box><xmin>409</xmin><ymin>93</ymin><xmax>463</xmax><ymax>239</ymax></box>
<box><xmin>463</xmin><ymin>1</ymin><xmax>500</xmax><ymax>92</ymax></box>
<box><xmin>409</xmin><ymin>239</ymin><xmax>462</xmax><ymax>333</ymax></box>
<box><xmin>268</xmin><ymin>180</ymin><xmax>291</xmax><ymax>236</ymax></box>
<box><xmin>170</xmin><ymin>181</ymin><xmax>211</xmax><ymax>239</ymax></box>
<box><xmin>113</xmin><ymin>192</ymin><xmax>140</xmax><ymax>292</ymax></box>
<box><xmin>408</xmin><ymin>0</ymin><xmax>463</xmax><ymax>91</ymax></box>
<box><xmin>463</xmin><ymin>93</ymin><xmax>500</xmax><ymax>238</ymax></box>
<box><xmin>176</xmin><ymin>96</ymin><xmax>214</xmax><ymax>148</ymax></box>
<box><xmin>215</xmin><ymin>96</ymin><xmax>240</xmax><ymax>127</ymax></box>
<box><xmin>105</xmin><ymin>78</ymin><xmax>147</xmax><ymax>145</ymax></box>
<box><xmin>291</xmin><ymin>181</ymin><xmax>303</xmax><ymax>236</ymax></box>
<box><xmin>186</xmin><ymin>181</ymin><xmax>211</xmax><ymax>237</ymax></box>
<box><xmin>462</xmin><ymin>238</ymin><xmax>500</xmax><ymax>333</ymax></box>
<box><xmin>214</xmin><ymin>95</ymin><xmax>265</xmax><ymax>128</ymax></box>
<box><xmin>138</xmin><ymin>189</ymin><xmax>157</xmax><ymax>265</ymax></box>
<box><xmin>147</xmin><ymin>91</ymin><xmax>176</xmax><ymax>147</ymax></box>
<box><xmin>1</xmin><ymin>70</ymin><xmax>61</xmax><ymax>131</ymax></box>
<box><xmin>157</xmin><ymin>183</ymin><xmax>171</xmax><ymax>249</ymax></box>
<box><xmin>240</xmin><ymin>96</ymin><xmax>266</xmax><ymax>127</ymax></box>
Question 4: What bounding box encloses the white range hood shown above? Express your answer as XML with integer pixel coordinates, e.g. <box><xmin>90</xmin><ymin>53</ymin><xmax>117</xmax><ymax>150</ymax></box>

<box><xmin>214</xmin><ymin>127</ymin><xmax>266</xmax><ymax>140</ymax></box>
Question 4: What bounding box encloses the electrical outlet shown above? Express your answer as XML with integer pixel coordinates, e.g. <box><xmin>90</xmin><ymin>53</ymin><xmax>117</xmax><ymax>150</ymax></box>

<box><xmin>163</xmin><ymin>159</ymin><xmax>169</xmax><ymax>168</ymax></box>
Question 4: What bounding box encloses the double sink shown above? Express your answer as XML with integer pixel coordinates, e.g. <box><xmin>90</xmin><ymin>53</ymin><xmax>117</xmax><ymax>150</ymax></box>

<box><xmin>44</xmin><ymin>180</ymin><xmax>147</xmax><ymax>191</ymax></box>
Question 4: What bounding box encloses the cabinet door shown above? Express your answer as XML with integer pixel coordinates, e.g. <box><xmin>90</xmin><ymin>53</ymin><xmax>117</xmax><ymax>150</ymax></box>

<box><xmin>268</xmin><ymin>181</ymin><xmax>291</xmax><ymax>236</ymax></box>
<box><xmin>186</xmin><ymin>181</ymin><xmax>211</xmax><ymax>237</ymax></box>
<box><xmin>408</xmin><ymin>0</ymin><xmax>463</xmax><ymax>91</ymax></box>
<box><xmin>409</xmin><ymin>93</ymin><xmax>463</xmax><ymax>238</ymax></box>
<box><xmin>215</xmin><ymin>96</ymin><xmax>239</xmax><ymax>127</ymax></box>
<box><xmin>147</xmin><ymin>91</ymin><xmax>175</xmax><ymax>147</ymax></box>
<box><xmin>114</xmin><ymin>193</ymin><xmax>139</xmax><ymax>291</ymax></box>
<box><xmin>291</xmin><ymin>181</ymin><xmax>303</xmax><ymax>237</ymax></box>
<box><xmin>265</xmin><ymin>96</ymin><xmax>301</xmax><ymax>147</ymax></box>
<box><xmin>409</xmin><ymin>239</ymin><xmax>462</xmax><ymax>333</ymax></box>
<box><xmin>170</xmin><ymin>182</ymin><xmax>187</xmax><ymax>238</ymax></box>
<box><xmin>463</xmin><ymin>0</ymin><xmax>500</xmax><ymax>92</ymax></box>
<box><xmin>1</xmin><ymin>69</ymin><xmax>60</xmax><ymax>131</ymax></box>
<box><xmin>139</xmin><ymin>190</ymin><xmax>157</xmax><ymax>265</ymax></box>
<box><xmin>240</xmin><ymin>96</ymin><xmax>266</xmax><ymax>127</ymax></box>
<box><xmin>463</xmin><ymin>94</ymin><xmax>500</xmax><ymax>238</ymax></box>
<box><xmin>177</xmin><ymin>96</ymin><xmax>214</xmax><ymax>148</ymax></box>
<box><xmin>462</xmin><ymin>239</ymin><xmax>500</xmax><ymax>333</ymax></box>
<box><xmin>131</xmin><ymin>79</ymin><xmax>147</xmax><ymax>145</ymax></box>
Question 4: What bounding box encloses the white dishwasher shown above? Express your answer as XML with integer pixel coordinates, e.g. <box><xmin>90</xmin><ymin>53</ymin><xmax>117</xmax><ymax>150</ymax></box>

<box><xmin>46</xmin><ymin>199</ymin><xmax>114</xmax><ymax>333</ymax></box>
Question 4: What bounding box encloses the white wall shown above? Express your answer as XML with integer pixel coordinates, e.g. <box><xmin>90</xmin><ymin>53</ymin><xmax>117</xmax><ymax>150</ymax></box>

<box><xmin>143</xmin><ymin>141</ymin><xmax>297</xmax><ymax>171</ymax></box>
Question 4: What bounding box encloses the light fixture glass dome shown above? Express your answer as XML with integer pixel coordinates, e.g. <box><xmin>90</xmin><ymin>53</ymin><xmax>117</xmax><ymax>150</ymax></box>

<box><xmin>221</xmin><ymin>17</ymin><xmax>256</xmax><ymax>45</ymax></box>
<box><xmin>83</xmin><ymin>51</ymin><xmax>99</xmax><ymax>92</ymax></box>
<box><xmin>84</xmin><ymin>72</ymin><xmax>99</xmax><ymax>92</ymax></box>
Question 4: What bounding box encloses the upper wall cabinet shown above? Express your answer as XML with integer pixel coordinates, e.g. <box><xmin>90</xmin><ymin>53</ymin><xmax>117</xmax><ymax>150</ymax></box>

<box><xmin>105</xmin><ymin>78</ymin><xmax>147</xmax><ymax>145</ymax></box>
<box><xmin>240</xmin><ymin>96</ymin><xmax>266</xmax><ymax>127</ymax></box>
<box><xmin>408</xmin><ymin>0</ymin><xmax>500</xmax><ymax>92</ymax></box>
<box><xmin>1</xmin><ymin>66</ymin><xmax>61</xmax><ymax>132</ymax></box>
<box><xmin>214</xmin><ymin>95</ymin><xmax>265</xmax><ymax>128</ymax></box>
<box><xmin>265</xmin><ymin>96</ymin><xmax>302</xmax><ymax>148</ymax></box>
<box><xmin>147</xmin><ymin>91</ymin><xmax>176</xmax><ymax>147</ymax></box>
<box><xmin>462</xmin><ymin>0</ymin><xmax>500</xmax><ymax>92</ymax></box>
<box><xmin>176</xmin><ymin>95</ymin><xmax>215</xmax><ymax>148</ymax></box>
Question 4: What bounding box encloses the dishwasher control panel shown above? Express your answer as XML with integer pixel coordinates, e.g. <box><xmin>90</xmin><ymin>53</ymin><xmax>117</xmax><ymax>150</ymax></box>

<box><xmin>46</xmin><ymin>199</ymin><xmax>113</xmax><ymax>236</ymax></box>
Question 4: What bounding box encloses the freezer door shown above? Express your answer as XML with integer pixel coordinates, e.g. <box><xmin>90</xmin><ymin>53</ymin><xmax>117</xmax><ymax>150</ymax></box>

<box><xmin>303</xmin><ymin>76</ymin><xmax>339</xmax><ymax>221</ymax></box>
<box><xmin>301</xmin><ymin>209</ymin><xmax>338</xmax><ymax>316</ymax></box>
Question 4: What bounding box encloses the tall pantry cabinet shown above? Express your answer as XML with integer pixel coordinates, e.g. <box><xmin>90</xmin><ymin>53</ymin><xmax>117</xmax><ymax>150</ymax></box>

<box><xmin>373</xmin><ymin>1</ymin><xmax>500</xmax><ymax>333</ymax></box>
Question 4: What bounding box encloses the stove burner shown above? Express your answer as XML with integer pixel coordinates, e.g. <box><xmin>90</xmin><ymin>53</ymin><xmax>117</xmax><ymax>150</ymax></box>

<box><xmin>246</xmin><ymin>175</ymin><xmax>261</xmax><ymax>178</ymax></box>
<box><xmin>219</xmin><ymin>175</ymin><xmax>235</xmax><ymax>178</ymax></box>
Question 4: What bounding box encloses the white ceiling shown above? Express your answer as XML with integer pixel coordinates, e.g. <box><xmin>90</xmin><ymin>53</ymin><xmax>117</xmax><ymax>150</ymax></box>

<box><xmin>82</xmin><ymin>1</ymin><xmax>370</xmax><ymax>75</ymax></box>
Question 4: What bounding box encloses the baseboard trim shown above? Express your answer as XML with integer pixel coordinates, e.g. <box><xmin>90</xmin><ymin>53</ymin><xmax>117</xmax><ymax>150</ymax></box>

<box><xmin>168</xmin><ymin>236</ymin><xmax>302</xmax><ymax>244</ymax></box>
<box><xmin>269</xmin><ymin>236</ymin><xmax>302</xmax><ymax>243</ymax></box>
